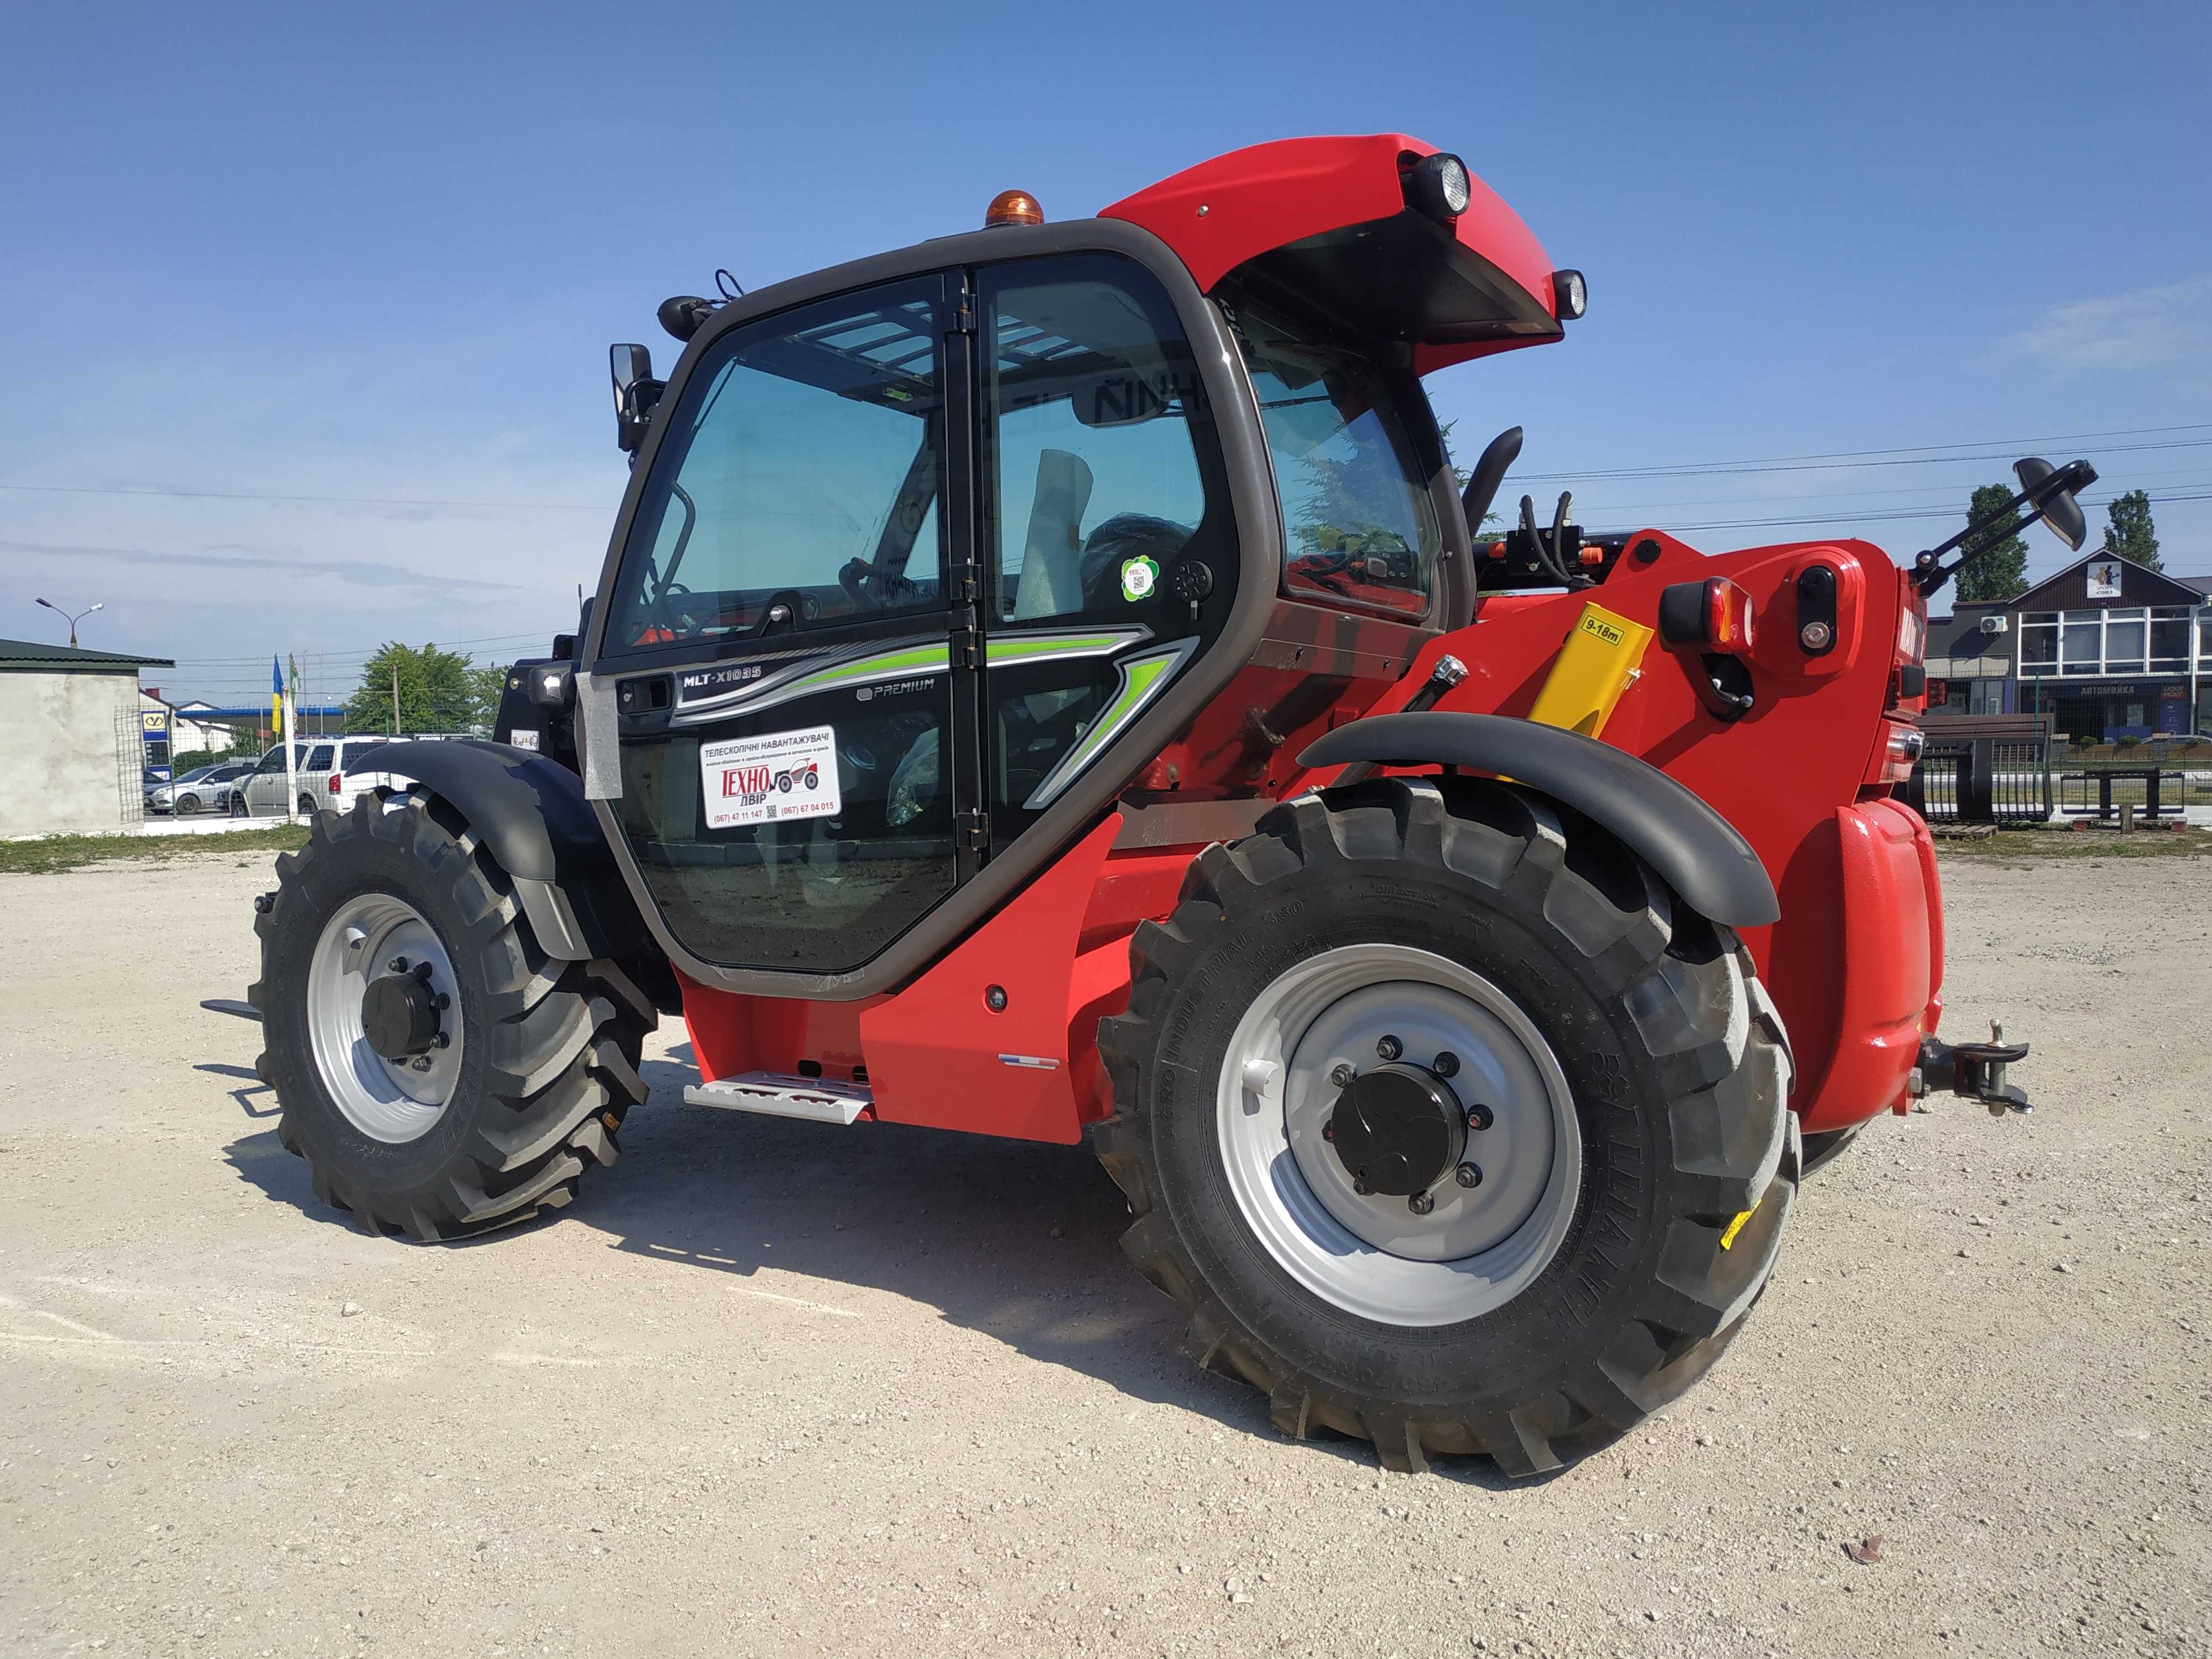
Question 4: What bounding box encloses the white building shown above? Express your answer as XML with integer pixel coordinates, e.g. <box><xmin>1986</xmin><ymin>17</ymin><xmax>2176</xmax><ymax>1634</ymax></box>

<box><xmin>138</xmin><ymin>688</ymin><xmax>239</xmax><ymax>757</ymax></box>
<box><xmin>1</xmin><ymin>639</ymin><xmax>176</xmax><ymax>838</ymax></box>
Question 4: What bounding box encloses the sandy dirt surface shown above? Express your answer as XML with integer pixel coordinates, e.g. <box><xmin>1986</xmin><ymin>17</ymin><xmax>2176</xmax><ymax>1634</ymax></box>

<box><xmin>2</xmin><ymin>847</ymin><xmax>2206</xmax><ymax>1658</ymax></box>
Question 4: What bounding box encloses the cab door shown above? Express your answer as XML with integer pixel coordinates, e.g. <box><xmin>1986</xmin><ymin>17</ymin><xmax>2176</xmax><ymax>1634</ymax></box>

<box><xmin>585</xmin><ymin>275</ymin><xmax>985</xmax><ymax>977</ymax></box>
<box><xmin>967</xmin><ymin>253</ymin><xmax>1243</xmax><ymax>848</ymax></box>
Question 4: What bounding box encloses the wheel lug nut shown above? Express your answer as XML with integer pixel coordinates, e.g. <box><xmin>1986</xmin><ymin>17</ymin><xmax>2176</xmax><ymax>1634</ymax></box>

<box><xmin>413</xmin><ymin>961</ymin><xmax>435</xmax><ymax>981</ymax></box>
<box><xmin>1352</xmin><ymin>1172</ymin><xmax>1371</xmax><ymax>1196</ymax></box>
<box><xmin>1455</xmin><ymin>1162</ymin><xmax>1483</xmax><ymax>1188</ymax></box>
<box><xmin>387</xmin><ymin>956</ymin><xmax>409</xmax><ymax>974</ymax></box>
<box><xmin>1433</xmin><ymin>1051</ymin><xmax>1459</xmax><ymax>1077</ymax></box>
<box><xmin>433</xmin><ymin>1032</ymin><xmax>451</xmax><ymax>1050</ymax></box>
<box><xmin>434</xmin><ymin>992</ymin><xmax>450</xmax><ymax>1010</ymax></box>
<box><xmin>1375</xmin><ymin>1034</ymin><xmax>1402</xmax><ymax>1061</ymax></box>
<box><xmin>1321</xmin><ymin>1118</ymin><xmax>1335</xmax><ymax>1142</ymax></box>
<box><xmin>1330</xmin><ymin>1062</ymin><xmax>1355</xmax><ymax>1088</ymax></box>
<box><xmin>1408</xmin><ymin>1191</ymin><xmax>1434</xmax><ymax>1215</ymax></box>
<box><xmin>1467</xmin><ymin>1103</ymin><xmax>1494</xmax><ymax>1131</ymax></box>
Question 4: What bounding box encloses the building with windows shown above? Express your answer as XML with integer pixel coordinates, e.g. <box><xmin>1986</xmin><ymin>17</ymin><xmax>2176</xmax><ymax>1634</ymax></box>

<box><xmin>1925</xmin><ymin>551</ymin><xmax>2210</xmax><ymax>739</ymax></box>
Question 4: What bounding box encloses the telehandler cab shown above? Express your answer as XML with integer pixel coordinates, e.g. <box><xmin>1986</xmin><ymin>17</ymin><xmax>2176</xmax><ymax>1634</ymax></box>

<box><xmin>235</xmin><ymin>135</ymin><xmax>2084</xmax><ymax>1476</ymax></box>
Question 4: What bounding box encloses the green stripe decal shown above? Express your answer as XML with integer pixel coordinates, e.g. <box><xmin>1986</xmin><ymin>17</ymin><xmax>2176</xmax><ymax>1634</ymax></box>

<box><xmin>1022</xmin><ymin>638</ymin><xmax>1198</xmax><ymax>809</ymax></box>
<box><xmin>985</xmin><ymin>630</ymin><xmax>1144</xmax><ymax>664</ymax></box>
<box><xmin>789</xmin><ymin>643</ymin><xmax>948</xmax><ymax>694</ymax></box>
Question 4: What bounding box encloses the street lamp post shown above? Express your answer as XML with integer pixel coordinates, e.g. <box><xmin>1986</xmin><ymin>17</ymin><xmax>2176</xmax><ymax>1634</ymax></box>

<box><xmin>34</xmin><ymin>597</ymin><xmax>103</xmax><ymax>648</ymax></box>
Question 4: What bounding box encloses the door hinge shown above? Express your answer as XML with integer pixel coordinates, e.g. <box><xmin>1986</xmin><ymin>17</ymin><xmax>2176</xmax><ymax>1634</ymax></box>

<box><xmin>957</xmin><ymin>810</ymin><xmax>992</xmax><ymax>853</ymax></box>
<box><xmin>951</xmin><ymin>625</ymin><xmax>980</xmax><ymax>669</ymax></box>
<box><xmin>947</xmin><ymin>302</ymin><xmax>977</xmax><ymax>336</ymax></box>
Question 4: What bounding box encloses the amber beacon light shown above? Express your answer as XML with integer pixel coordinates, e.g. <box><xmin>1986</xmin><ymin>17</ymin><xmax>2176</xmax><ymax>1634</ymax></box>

<box><xmin>984</xmin><ymin>189</ymin><xmax>1045</xmax><ymax>227</ymax></box>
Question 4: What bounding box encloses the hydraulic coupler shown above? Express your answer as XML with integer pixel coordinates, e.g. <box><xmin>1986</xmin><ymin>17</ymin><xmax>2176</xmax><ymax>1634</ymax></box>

<box><xmin>1910</xmin><ymin>1021</ymin><xmax>2031</xmax><ymax>1117</ymax></box>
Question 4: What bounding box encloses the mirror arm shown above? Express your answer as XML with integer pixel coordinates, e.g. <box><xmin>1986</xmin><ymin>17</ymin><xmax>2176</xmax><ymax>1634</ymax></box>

<box><xmin>1911</xmin><ymin>458</ymin><xmax>2097</xmax><ymax>597</ymax></box>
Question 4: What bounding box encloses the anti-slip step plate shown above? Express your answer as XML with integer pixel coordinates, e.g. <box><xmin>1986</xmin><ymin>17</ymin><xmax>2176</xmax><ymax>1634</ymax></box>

<box><xmin>682</xmin><ymin>1071</ymin><xmax>873</xmax><ymax>1125</ymax></box>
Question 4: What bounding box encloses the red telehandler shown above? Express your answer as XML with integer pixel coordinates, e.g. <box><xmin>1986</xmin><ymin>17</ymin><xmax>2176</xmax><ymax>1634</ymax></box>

<box><xmin>231</xmin><ymin>135</ymin><xmax>2085</xmax><ymax>1476</ymax></box>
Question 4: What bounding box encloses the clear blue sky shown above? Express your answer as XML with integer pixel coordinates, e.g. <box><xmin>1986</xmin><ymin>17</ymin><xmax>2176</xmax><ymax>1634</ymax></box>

<box><xmin>4</xmin><ymin>1</ymin><xmax>2207</xmax><ymax>706</ymax></box>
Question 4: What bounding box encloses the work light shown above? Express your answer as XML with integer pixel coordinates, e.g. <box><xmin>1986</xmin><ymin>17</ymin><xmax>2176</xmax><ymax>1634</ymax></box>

<box><xmin>1404</xmin><ymin>152</ymin><xmax>1472</xmax><ymax>221</ymax></box>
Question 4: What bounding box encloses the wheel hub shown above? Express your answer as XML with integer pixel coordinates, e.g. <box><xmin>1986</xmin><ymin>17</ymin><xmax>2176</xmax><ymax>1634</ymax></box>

<box><xmin>306</xmin><ymin>897</ymin><xmax>465</xmax><ymax>1144</ymax></box>
<box><xmin>361</xmin><ymin>964</ymin><xmax>444</xmax><ymax>1061</ymax></box>
<box><xmin>1215</xmin><ymin>943</ymin><xmax>1582</xmax><ymax>1326</ymax></box>
<box><xmin>1328</xmin><ymin>1062</ymin><xmax>1465</xmax><ymax>1197</ymax></box>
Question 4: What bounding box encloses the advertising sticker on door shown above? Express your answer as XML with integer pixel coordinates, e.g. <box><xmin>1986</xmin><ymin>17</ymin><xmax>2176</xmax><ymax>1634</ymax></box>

<box><xmin>700</xmin><ymin>724</ymin><xmax>842</xmax><ymax>830</ymax></box>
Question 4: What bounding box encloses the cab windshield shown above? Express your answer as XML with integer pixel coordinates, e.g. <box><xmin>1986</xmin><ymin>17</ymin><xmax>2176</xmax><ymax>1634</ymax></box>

<box><xmin>1229</xmin><ymin>300</ymin><xmax>1441</xmax><ymax>616</ymax></box>
<box><xmin>602</xmin><ymin>284</ymin><xmax>948</xmax><ymax>654</ymax></box>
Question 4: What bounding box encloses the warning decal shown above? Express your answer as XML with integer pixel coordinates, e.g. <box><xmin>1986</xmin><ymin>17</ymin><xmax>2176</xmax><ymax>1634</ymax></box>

<box><xmin>700</xmin><ymin>724</ymin><xmax>842</xmax><ymax>831</ymax></box>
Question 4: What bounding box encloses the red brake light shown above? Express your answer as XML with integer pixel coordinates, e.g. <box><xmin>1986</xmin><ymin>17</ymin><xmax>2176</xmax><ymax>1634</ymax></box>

<box><xmin>1708</xmin><ymin>580</ymin><xmax>1755</xmax><ymax>651</ymax></box>
<box><xmin>327</xmin><ymin>773</ymin><xmax>342</xmax><ymax>794</ymax></box>
<box><xmin>1658</xmin><ymin>576</ymin><xmax>1755</xmax><ymax>655</ymax></box>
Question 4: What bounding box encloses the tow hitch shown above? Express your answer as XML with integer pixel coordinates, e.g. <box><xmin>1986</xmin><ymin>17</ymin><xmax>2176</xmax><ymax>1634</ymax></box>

<box><xmin>1911</xmin><ymin>1021</ymin><xmax>2030</xmax><ymax>1117</ymax></box>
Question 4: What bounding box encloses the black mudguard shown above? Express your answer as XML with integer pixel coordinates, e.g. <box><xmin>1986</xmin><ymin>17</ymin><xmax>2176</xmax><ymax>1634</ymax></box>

<box><xmin>1298</xmin><ymin>712</ymin><xmax>1779</xmax><ymax>929</ymax></box>
<box><xmin>373</xmin><ymin>740</ymin><xmax>658</xmax><ymax>971</ymax></box>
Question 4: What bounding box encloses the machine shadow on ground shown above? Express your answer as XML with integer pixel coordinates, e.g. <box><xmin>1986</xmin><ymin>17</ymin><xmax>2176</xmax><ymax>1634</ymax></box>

<box><xmin>217</xmin><ymin>1046</ymin><xmax>1519</xmax><ymax>1478</ymax></box>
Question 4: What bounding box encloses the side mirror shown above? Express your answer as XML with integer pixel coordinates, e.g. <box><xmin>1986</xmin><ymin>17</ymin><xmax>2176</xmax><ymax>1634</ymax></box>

<box><xmin>2013</xmin><ymin>456</ymin><xmax>2097</xmax><ymax>552</ymax></box>
<box><xmin>610</xmin><ymin>344</ymin><xmax>665</xmax><ymax>453</ymax></box>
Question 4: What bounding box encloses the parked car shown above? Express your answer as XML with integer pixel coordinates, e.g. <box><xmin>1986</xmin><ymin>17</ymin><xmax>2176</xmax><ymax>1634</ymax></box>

<box><xmin>230</xmin><ymin>736</ymin><xmax>436</xmax><ymax>818</ymax></box>
<box><xmin>148</xmin><ymin>760</ymin><xmax>255</xmax><ymax>815</ymax></box>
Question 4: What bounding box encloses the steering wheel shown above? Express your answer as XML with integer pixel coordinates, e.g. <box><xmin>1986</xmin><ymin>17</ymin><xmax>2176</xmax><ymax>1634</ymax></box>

<box><xmin>840</xmin><ymin>556</ymin><xmax>920</xmax><ymax>612</ymax></box>
<box><xmin>650</xmin><ymin>582</ymin><xmax>708</xmax><ymax>637</ymax></box>
<box><xmin>1286</xmin><ymin>551</ymin><xmax>1358</xmax><ymax>596</ymax></box>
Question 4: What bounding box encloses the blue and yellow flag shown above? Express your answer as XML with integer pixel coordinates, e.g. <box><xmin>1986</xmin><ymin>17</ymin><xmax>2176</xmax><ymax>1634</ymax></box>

<box><xmin>270</xmin><ymin>654</ymin><xmax>284</xmax><ymax>735</ymax></box>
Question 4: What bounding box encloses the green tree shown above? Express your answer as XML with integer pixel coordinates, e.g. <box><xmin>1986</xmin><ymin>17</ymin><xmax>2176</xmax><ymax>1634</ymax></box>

<box><xmin>466</xmin><ymin>663</ymin><xmax>510</xmax><ymax>732</ymax></box>
<box><xmin>347</xmin><ymin>642</ymin><xmax>477</xmax><ymax>734</ymax></box>
<box><xmin>1954</xmin><ymin>481</ymin><xmax>2029</xmax><ymax>602</ymax></box>
<box><xmin>2099</xmin><ymin>489</ymin><xmax>2161</xmax><ymax>571</ymax></box>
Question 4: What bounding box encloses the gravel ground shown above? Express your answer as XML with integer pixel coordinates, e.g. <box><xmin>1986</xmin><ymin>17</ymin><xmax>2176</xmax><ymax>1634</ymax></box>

<box><xmin>2</xmin><ymin>847</ymin><xmax>2206</xmax><ymax>1658</ymax></box>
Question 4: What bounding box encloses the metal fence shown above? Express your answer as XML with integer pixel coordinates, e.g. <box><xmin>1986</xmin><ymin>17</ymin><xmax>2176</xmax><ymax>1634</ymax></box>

<box><xmin>2056</xmin><ymin>764</ymin><xmax>2210</xmax><ymax>820</ymax></box>
<box><xmin>114</xmin><ymin>708</ymin><xmax>148</xmax><ymax>826</ymax></box>
<box><xmin>1904</xmin><ymin>737</ymin><xmax>2052</xmax><ymax>827</ymax></box>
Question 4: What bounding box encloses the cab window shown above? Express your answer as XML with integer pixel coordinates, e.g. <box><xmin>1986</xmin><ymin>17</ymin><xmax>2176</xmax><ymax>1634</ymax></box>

<box><xmin>1228</xmin><ymin>299</ymin><xmax>1441</xmax><ymax>617</ymax></box>
<box><xmin>981</xmin><ymin>256</ymin><xmax>1218</xmax><ymax>624</ymax></box>
<box><xmin>604</xmin><ymin>281</ymin><xmax>946</xmax><ymax>653</ymax></box>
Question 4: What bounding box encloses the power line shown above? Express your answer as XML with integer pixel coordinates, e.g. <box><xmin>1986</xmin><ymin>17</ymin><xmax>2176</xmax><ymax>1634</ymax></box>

<box><xmin>1509</xmin><ymin>420</ymin><xmax>2212</xmax><ymax>480</ymax></box>
<box><xmin>1644</xmin><ymin>489</ymin><xmax>2212</xmax><ymax>536</ymax></box>
<box><xmin>0</xmin><ymin>482</ymin><xmax>605</xmax><ymax>511</ymax></box>
<box><xmin>1580</xmin><ymin>468</ymin><xmax>2212</xmax><ymax>519</ymax></box>
<box><xmin>165</xmin><ymin>628</ymin><xmax>572</xmax><ymax>667</ymax></box>
<box><xmin>1520</xmin><ymin>435</ymin><xmax>2212</xmax><ymax>484</ymax></box>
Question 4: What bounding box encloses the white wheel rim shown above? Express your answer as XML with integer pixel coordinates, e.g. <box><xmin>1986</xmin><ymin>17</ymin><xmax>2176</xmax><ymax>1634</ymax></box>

<box><xmin>305</xmin><ymin>894</ymin><xmax>465</xmax><ymax>1144</ymax></box>
<box><xmin>1216</xmin><ymin>943</ymin><xmax>1583</xmax><ymax>1327</ymax></box>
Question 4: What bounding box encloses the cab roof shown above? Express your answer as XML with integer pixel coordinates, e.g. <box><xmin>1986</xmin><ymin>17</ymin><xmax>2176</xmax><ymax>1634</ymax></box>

<box><xmin>1099</xmin><ymin>134</ymin><xmax>1564</xmax><ymax>374</ymax></box>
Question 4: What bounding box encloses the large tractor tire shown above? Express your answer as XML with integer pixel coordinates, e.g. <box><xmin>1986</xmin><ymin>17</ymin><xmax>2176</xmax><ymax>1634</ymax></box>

<box><xmin>1094</xmin><ymin>777</ymin><xmax>1796</xmax><ymax>1477</ymax></box>
<box><xmin>250</xmin><ymin>789</ymin><xmax>655</xmax><ymax>1240</ymax></box>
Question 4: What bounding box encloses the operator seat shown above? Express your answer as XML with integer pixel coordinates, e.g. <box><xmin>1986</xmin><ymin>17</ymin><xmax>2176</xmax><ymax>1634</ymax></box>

<box><xmin>1013</xmin><ymin>449</ymin><xmax>1095</xmax><ymax>619</ymax></box>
